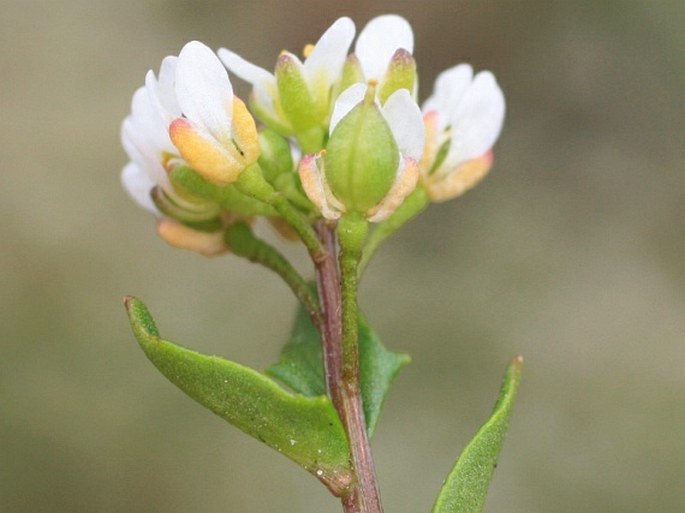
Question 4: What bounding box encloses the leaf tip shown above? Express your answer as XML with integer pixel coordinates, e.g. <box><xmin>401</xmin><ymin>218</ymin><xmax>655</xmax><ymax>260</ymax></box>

<box><xmin>124</xmin><ymin>296</ymin><xmax>160</xmax><ymax>339</ymax></box>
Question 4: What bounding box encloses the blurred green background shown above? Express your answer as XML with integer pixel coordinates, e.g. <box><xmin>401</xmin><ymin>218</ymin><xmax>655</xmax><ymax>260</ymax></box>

<box><xmin>2</xmin><ymin>0</ymin><xmax>684</xmax><ymax>512</ymax></box>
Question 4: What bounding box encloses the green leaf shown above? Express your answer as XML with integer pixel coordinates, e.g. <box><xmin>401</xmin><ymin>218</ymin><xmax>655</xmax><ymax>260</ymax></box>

<box><xmin>357</xmin><ymin>315</ymin><xmax>410</xmax><ymax>435</ymax></box>
<box><xmin>267</xmin><ymin>305</ymin><xmax>410</xmax><ymax>436</ymax></box>
<box><xmin>432</xmin><ymin>356</ymin><xmax>523</xmax><ymax>513</ymax></box>
<box><xmin>266</xmin><ymin>305</ymin><xmax>326</xmax><ymax>397</ymax></box>
<box><xmin>124</xmin><ymin>297</ymin><xmax>352</xmax><ymax>495</ymax></box>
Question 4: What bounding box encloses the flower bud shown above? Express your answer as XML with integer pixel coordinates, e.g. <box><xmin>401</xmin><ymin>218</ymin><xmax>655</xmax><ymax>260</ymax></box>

<box><xmin>378</xmin><ymin>49</ymin><xmax>417</xmax><ymax>104</ymax></box>
<box><xmin>257</xmin><ymin>129</ymin><xmax>295</xmax><ymax>184</ymax></box>
<box><xmin>335</xmin><ymin>54</ymin><xmax>365</xmax><ymax>98</ymax></box>
<box><xmin>156</xmin><ymin>218</ymin><xmax>229</xmax><ymax>257</ymax></box>
<box><xmin>150</xmin><ymin>185</ymin><xmax>222</xmax><ymax>231</ymax></box>
<box><xmin>275</xmin><ymin>52</ymin><xmax>323</xmax><ymax>131</ymax></box>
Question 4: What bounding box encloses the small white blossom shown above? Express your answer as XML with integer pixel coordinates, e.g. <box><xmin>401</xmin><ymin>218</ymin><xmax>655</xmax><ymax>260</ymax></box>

<box><xmin>420</xmin><ymin>64</ymin><xmax>505</xmax><ymax>201</ymax></box>
<box><xmin>120</xmin><ymin>55</ymin><xmax>180</xmax><ymax>213</ymax></box>
<box><xmin>121</xmin><ymin>41</ymin><xmax>256</xmax><ymax>255</ymax></box>
<box><xmin>121</xmin><ymin>40</ymin><xmax>258</xmax><ymax>214</ymax></box>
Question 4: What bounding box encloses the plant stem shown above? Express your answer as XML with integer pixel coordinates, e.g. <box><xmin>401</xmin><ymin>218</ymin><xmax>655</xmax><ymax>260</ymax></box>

<box><xmin>358</xmin><ymin>187</ymin><xmax>429</xmax><ymax>276</ymax></box>
<box><xmin>315</xmin><ymin>220</ymin><xmax>383</xmax><ymax>513</ymax></box>
<box><xmin>236</xmin><ymin>164</ymin><xmax>326</xmax><ymax>263</ymax></box>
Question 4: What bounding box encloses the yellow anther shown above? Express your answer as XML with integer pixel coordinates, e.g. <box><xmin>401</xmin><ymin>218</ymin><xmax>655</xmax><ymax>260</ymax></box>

<box><xmin>302</xmin><ymin>44</ymin><xmax>315</xmax><ymax>58</ymax></box>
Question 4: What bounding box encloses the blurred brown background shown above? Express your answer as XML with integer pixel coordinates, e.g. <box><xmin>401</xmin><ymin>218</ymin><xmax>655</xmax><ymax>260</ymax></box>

<box><xmin>2</xmin><ymin>1</ymin><xmax>684</xmax><ymax>512</ymax></box>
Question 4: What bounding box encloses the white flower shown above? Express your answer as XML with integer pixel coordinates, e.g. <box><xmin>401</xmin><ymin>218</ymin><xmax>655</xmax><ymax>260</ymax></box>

<box><xmin>218</xmin><ymin>17</ymin><xmax>356</xmax><ymax>134</ymax></box>
<box><xmin>299</xmin><ymin>83</ymin><xmax>425</xmax><ymax>222</ymax></box>
<box><xmin>121</xmin><ymin>55</ymin><xmax>180</xmax><ymax>213</ymax></box>
<box><xmin>121</xmin><ymin>41</ymin><xmax>258</xmax><ymax>217</ymax></box>
<box><xmin>168</xmin><ymin>41</ymin><xmax>259</xmax><ymax>185</ymax></box>
<box><xmin>121</xmin><ymin>41</ymin><xmax>256</xmax><ymax>255</ymax></box>
<box><xmin>355</xmin><ymin>14</ymin><xmax>414</xmax><ymax>84</ymax></box>
<box><xmin>420</xmin><ymin>64</ymin><xmax>505</xmax><ymax>201</ymax></box>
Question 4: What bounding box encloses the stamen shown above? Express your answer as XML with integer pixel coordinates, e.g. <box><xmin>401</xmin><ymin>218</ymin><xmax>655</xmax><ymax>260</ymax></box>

<box><xmin>302</xmin><ymin>44</ymin><xmax>315</xmax><ymax>58</ymax></box>
<box><xmin>364</xmin><ymin>80</ymin><xmax>378</xmax><ymax>105</ymax></box>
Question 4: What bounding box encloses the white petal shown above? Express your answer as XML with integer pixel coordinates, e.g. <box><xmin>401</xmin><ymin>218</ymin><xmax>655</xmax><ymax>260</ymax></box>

<box><xmin>303</xmin><ymin>17</ymin><xmax>356</xmax><ymax>85</ymax></box>
<box><xmin>127</xmin><ymin>88</ymin><xmax>176</xmax><ymax>160</ymax></box>
<box><xmin>176</xmin><ymin>41</ymin><xmax>234</xmax><ymax>142</ymax></box>
<box><xmin>218</xmin><ymin>47</ymin><xmax>275</xmax><ymax>87</ymax></box>
<box><xmin>145</xmin><ymin>56</ymin><xmax>181</xmax><ymax>123</ymax></box>
<box><xmin>329</xmin><ymin>83</ymin><xmax>366</xmax><ymax>133</ymax></box>
<box><xmin>121</xmin><ymin>163</ymin><xmax>159</xmax><ymax>214</ymax></box>
<box><xmin>121</xmin><ymin>117</ymin><xmax>170</xmax><ymax>190</ymax></box>
<box><xmin>355</xmin><ymin>15</ymin><xmax>414</xmax><ymax>81</ymax></box>
<box><xmin>218</xmin><ymin>47</ymin><xmax>278</xmax><ymax>118</ymax></box>
<box><xmin>422</xmin><ymin>63</ymin><xmax>473</xmax><ymax>131</ymax></box>
<box><xmin>130</xmin><ymin>87</ymin><xmax>168</xmax><ymax>149</ymax></box>
<box><xmin>381</xmin><ymin>89</ymin><xmax>425</xmax><ymax>160</ymax></box>
<box><xmin>447</xmin><ymin>71</ymin><xmax>505</xmax><ymax>164</ymax></box>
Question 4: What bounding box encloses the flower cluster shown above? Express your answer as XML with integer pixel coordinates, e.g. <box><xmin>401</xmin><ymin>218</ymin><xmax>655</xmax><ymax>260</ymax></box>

<box><xmin>121</xmin><ymin>15</ymin><xmax>505</xmax><ymax>254</ymax></box>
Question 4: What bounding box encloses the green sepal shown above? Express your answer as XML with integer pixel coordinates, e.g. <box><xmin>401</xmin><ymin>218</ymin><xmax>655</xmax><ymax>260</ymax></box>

<box><xmin>276</xmin><ymin>52</ymin><xmax>323</xmax><ymax>131</ymax></box>
<box><xmin>124</xmin><ymin>297</ymin><xmax>353</xmax><ymax>494</ymax></box>
<box><xmin>170</xmin><ymin>166</ymin><xmax>276</xmax><ymax>216</ymax></box>
<box><xmin>378</xmin><ymin>49</ymin><xmax>417</xmax><ymax>105</ymax></box>
<box><xmin>267</xmin><ymin>304</ymin><xmax>410</xmax><ymax>436</ymax></box>
<box><xmin>431</xmin><ymin>356</ymin><xmax>523</xmax><ymax>513</ymax></box>
<box><xmin>150</xmin><ymin>185</ymin><xmax>221</xmax><ymax>227</ymax></box>
<box><xmin>428</xmin><ymin>139</ymin><xmax>452</xmax><ymax>176</ymax></box>
<box><xmin>257</xmin><ymin>129</ymin><xmax>294</xmax><ymax>183</ymax></box>
<box><xmin>295</xmin><ymin>125</ymin><xmax>327</xmax><ymax>155</ymax></box>
<box><xmin>336</xmin><ymin>54</ymin><xmax>365</xmax><ymax>98</ymax></box>
<box><xmin>248</xmin><ymin>93</ymin><xmax>294</xmax><ymax>137</ymax></box>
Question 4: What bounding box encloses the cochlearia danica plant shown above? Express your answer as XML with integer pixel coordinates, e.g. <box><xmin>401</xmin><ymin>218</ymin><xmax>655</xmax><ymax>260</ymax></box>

<box><xmin>121</xmin><ymin>14</ymin><xmax>521</xmax><ymax>513</ymax></box>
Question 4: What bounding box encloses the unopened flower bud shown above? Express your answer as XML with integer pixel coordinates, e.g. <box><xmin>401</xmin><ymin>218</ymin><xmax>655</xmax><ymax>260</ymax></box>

<box><xmin>257</xmin><ymin>129</ymin><xmax>295</xmax><ymax>184</ymax></box>
<box><xmin>150</xmin><ymin>185</ymin><xmax>222</xmax><ymax>230</ymax></box>
<box><xmin>156</xmin><ymin>218</ymin><xmax>229</xmax><ymax>257</ymax></box>
<box><xmin>274</xmin><ymin>52</ymin><xmax>325</xmax><ymax>132</ymax></box>
<box><xmin>378</xmin><ymin>49</ymin><xmax>416</xmax><ymax>104</ymax></box>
